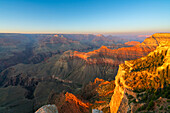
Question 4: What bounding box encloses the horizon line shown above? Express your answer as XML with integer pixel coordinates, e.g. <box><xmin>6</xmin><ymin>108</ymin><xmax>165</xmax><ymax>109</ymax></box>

<box><xmin>0</xmin><ymin>31</ymin><xmax>169</xmax><ymax>35</ymax></box>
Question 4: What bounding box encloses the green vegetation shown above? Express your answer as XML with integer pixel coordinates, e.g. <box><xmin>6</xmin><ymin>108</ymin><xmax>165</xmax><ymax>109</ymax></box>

<box><xmin>127</xmin><ymin>95</ymin><xmax>134</xmax><ymax>99</ymax></box>
<box><xmin>131</xmin><ymin>50</ymin><xmax>167</xmax><ymax>73</ymax></box>
<box><xmin>125</xmin><ymin>45</ymin><xmax>169</xmax><ymax>113</ymax></box>
<box><xmin>140</xmin><ymin>84</ymin><xmax>170</xmax><ymax>102</ymax></box>
<box><xmin>135</xmin><ymin>84</ymin><xmax>170</xmax><ymax>112</ymax></box>
<box><xmin>168</xmin><ymin>106</ymin><xmax>170</xmax><ymax>109</ymax></box>
<box><xmin>159</xmin><ymin>106</ymin><xmax>163</xmax><ymax>110</ymax></box>
<box><xmin>137</xmin><ymin>104</ymin><xmax>147</xmax><ymax>111</ymax></box>
<box><xmin>147</xmin><ymin>100</ymin><xmax>154</xmax><ymax>110</ymax></box>
<box><xmin>123</xmin><ymin>47</ymin><xmax>169</xmax><ymax>92</ymax></box>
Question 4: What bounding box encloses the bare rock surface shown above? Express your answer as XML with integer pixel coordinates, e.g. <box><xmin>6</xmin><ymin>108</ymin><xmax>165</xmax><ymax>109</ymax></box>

<box><xmin>35</xmin><ymin>104</ymin><xmax>58</xmax><ymax>113</ymax></box>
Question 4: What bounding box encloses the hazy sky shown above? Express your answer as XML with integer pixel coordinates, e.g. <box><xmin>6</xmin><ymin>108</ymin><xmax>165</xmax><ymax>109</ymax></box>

<box><xmin>0</xmin><ymin>0</ymin><xmax>170</xmax><ymax>34</ymax></box>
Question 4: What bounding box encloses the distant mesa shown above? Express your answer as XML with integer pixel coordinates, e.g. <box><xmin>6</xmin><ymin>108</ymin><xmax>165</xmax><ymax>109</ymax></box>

<box><xmin>124</xmin><ymin>41</ymin><xmax>140</xmax><ymax>46</ymax></box>
<box><xmin>100</xmin><ymin>45</ymin><xmax>109</xmax><ymax>49</ymax></box>
<box><xmin>138</xmin><ymin>35</ymin><xmax>151</xmax><ymax>38</ymax></box>
<box><xmin>96</xmin><ymin>34</ymin><xmax>104</xmax><ymax>37</ymax></box>
<box><xmin>54</xmin><ymin>34</ymin><xmax>59</xmax><ymax>37</ymax></box>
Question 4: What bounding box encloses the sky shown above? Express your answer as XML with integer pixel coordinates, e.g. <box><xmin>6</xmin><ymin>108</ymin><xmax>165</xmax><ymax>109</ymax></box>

<box><xmin>0</xmin><ymin>0</ymin><xmax>170</xmax><ymax>34</ymax></box>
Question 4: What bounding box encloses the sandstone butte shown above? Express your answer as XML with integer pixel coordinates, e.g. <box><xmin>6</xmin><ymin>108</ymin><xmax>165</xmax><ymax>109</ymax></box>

<box><xmin>96</xmin><ymin>34</ymin><xmax>104</xmax><ymax>37</ymax></box>
<box><xmin>68</xmin><ymin>33</ymin><xmax>170</xmax><ymax>65</ymax></box>
<box><xmin>109</xmin><ymin>33</ymin><xmax>170</xmax><ymax>113</ymax></box>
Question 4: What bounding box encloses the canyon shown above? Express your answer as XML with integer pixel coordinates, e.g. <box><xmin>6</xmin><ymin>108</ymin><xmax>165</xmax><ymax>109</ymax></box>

<box><xmin>0</xmin><ymin>33</ymin><xmax>169</xmax><ymax>113</ymax></box>
<box><xmin>0</xmin><ymin>33</ymin><xmax>161</xmax><ymax>85</ymax></box>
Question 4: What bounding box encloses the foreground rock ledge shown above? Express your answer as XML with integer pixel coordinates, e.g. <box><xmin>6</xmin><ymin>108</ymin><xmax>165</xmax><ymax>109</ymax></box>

<box><xmin>35</xmin><ymin>104</ymin><xmax>58</xmax><ymax>113</ymax></box>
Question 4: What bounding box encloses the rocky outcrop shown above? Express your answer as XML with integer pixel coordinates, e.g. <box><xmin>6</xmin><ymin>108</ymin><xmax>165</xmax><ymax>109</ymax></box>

<box><xmin>46</xmin><ymin>78</ymin><xmax>114</xmax><ymax>113</ymax></box>
<box><xmin>80</xmin><ymin>78</ymin><xmax>115</xmax><ymax>113</ymax></box>
<box><xmin>35</xmin><ymin>104</ymin><xmax>58</xmax><ymax>113</ymax></box>
<box><xmin>110</xmin><ymin>34</ymin><xmax>170</xmax><ymax>113</ymax></box>
<box><xmin>50</xmin><ymin>92</ymin><xmax>90</xmax><ymax>113</ymax></box>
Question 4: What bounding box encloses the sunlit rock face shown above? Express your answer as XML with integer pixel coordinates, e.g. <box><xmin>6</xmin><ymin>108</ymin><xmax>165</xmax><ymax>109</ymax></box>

<box><xmin>47</xmin><ymin>78</ymin><xmax>114</xmax><ymax>113</ymax></box>
<box><xmin>81</xmin><ymin>78</ymin><xmax>115</xmax><ymax>112</ymax></box>
<box><xmin>52</xmin><ymin>92</ymin><xmax>90</xmax><ymax>113</ymax></box>
<box><xmin>35</xmin><ymin>104</ymin><xmax>58</xmax><ymax>113</ymax></box>
<box><xmin>110</xmin><ymin>34</ymin><xmax>170</xmax><ymax>113</ymax></box>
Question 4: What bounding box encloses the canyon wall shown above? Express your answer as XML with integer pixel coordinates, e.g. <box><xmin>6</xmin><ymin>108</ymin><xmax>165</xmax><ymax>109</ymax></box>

<box><xmin>110</xmin><ymin>34</ymin><xmax>170</xmax><ymax>113</ymax></box>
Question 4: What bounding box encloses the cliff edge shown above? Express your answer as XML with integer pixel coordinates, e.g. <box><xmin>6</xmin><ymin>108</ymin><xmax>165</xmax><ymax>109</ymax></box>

<box><xmin>110</xmin><ymin>33</ymin><xmax>170</xmax><ymax>113</ymax></box>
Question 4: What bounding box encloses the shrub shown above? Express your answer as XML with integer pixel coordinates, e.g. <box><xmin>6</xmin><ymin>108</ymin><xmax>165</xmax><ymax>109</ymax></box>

<box><xmin>159</xmin><ymin>106</ymin><xmax>163</xmax><ymax>110</ymax></box>
<box><xmin>127</xmin><ymin>95</ymin><xmax>133</xmax><ymax>99</ymax></box>
<box><xmin>168</xmin><ymin>106</ymin><xmax>170</xmax><ymax>109</ymax></box>
<box><xmin>137</xmin><ymin>104</ymin><xmax>147</xmax><ymax>111</ymax></box>
<box><xmin>132</xmin><ymin>99</ymin><xmax>136</xmax><ymax>103</ymax></box>
<box><xmin>147</xmin><ymin>100</ymin><xmax>154</xmax><ymax>110</ymax></box>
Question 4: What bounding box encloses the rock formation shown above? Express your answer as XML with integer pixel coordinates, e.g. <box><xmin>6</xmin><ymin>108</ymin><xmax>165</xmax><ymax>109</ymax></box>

<box><xmin>47</xmin><ymin>78</ymin><xmax>115</xmax><ymax>113</ymax></box>
<box><xmin>110</xmin><ymin>35</ymin><xmax>170</xmax><ymax>113</ymax></box>
<box><xmin>35</xmin><ymin>104</ymin><xmax>58</xmax><ymax>113</ymax></box>
<box><xmin>49</xmin><ymin>92</ymin><xmax>90</xmax><ymax>113</ymax></box>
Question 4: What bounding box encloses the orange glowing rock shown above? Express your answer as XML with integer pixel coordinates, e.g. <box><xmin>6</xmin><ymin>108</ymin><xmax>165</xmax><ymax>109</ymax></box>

<box><xmin>103</xmin><ymin>90</ymin><xmax>114</xmax><ymax>96</ymax></box>
<box><xmin>98</xmin><ymin>81</ymin><xmax>110</xmax><ymax>87</ymax></box>
<box><xmin>65</xmin><ymin>92</ymin><xmax>89</xmax><ymax>108</ymax></box>
<box><xmin>54</xmin><ymin>34</ymin><xmax>59</xmax><ymax>37</ymax></box>
<box><xmin>96</xmin><ymin>34</ymin><xmax>103</xmax><ymax>37</ymax></box>
<box><xmin>124</xmin><ymin>41</ymin><xmax>140</xmax><ymax>46</ymax></box>
<box><xmin>95</xmin><ymin>101</ymin><xmax>106</xmax><ymax>104</ymax></box>
<box><xmin>110</xmin><ymin>34</ymin><xmax>170</xmax><ymax>113</ymax></box>
<box><xmin>94</xmin><ymin>78</ymin><xmax>105</xmax><ymax>84</ymax></box>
